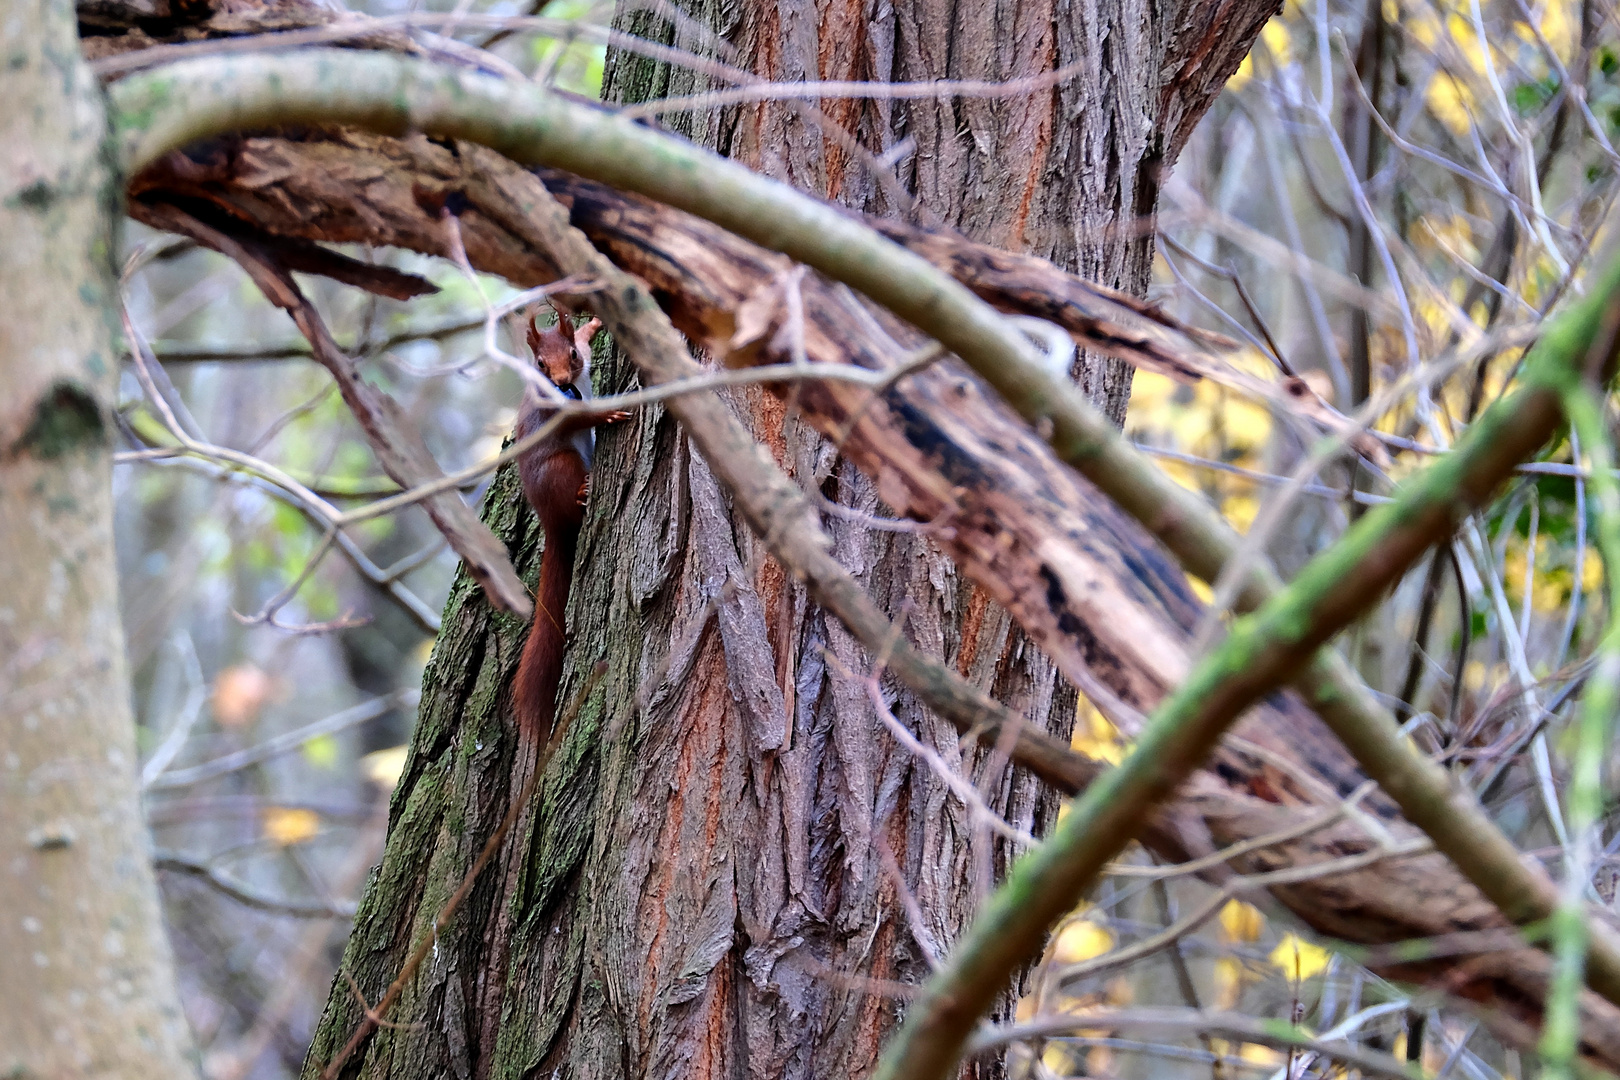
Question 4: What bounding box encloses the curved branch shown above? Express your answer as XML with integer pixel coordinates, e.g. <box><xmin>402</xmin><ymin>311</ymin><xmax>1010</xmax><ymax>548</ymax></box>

<box><xmin>112</xmin><ymin>50</ymin><xmax>1070</xmax><ymax>425</ymax></box>
<box><xmin>154</xmin><ymin>851</ymin><xmax>357</xmax><ymax>919</ymax></box>
<box><xmin>875</xmin><ymin>251</ymin><xmax>1620</xmax><ymax>1080</ymax></box>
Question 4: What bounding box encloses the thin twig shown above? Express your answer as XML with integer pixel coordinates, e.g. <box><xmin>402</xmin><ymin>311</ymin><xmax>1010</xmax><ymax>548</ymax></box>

<box><xmin>145</xmin><ymin>691</ymin><xmax>416</xmax><ymax>791</ymax></box>
<box><xmin>971</xmin><ymin>1006</ymin><xmax>1425</xmax><ymax>1080</ymax></box>
<box><xmin>154</xmin><ymin>851</ymin><xmax>358</xmax><ymax>919</ymax></box>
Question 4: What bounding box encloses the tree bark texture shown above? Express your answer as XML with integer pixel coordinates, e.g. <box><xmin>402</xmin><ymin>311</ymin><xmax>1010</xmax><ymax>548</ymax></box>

<box><xmin>296</xmin><ymin>2</ymin><xmax>1268</xmax><ymax>1076</ymax></box>
<box><xmin>578</xmin><ymin>5</ymin><xmax>1273</xmax><ymax>1071</ymax></box>
<box><xmin>0</xmin><ymin>1</ymin><xmax>197</xmax><ymax>1076</ymax></box>
<box><xmin>86</xmin><ymin>1</ymin><xmax>1620</xmax><ymax>1077</ymax></box>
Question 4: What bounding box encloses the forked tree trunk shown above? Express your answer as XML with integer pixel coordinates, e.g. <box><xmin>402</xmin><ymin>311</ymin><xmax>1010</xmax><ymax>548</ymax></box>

<box><xmin>301</xmin><ymin>1</ymin><xmax>1275</xmax><ymax>1078</ymax></box>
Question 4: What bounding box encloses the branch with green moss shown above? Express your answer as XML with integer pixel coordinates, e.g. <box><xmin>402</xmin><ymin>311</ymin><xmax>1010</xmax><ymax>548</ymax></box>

<box><xmin>113</xmin><ymin>49</ymin><xmax>1060</xmax><ymax>400</ymax></box>
<box><xmin>873</xmin><ymin>262</ymin><xmax>1620</xmax><ymax>1080</ymax></box>
<box><xmin>1542</xmin><ymin>369</ymin><xmax>1620</xmax><ymax>1080</ymax></box>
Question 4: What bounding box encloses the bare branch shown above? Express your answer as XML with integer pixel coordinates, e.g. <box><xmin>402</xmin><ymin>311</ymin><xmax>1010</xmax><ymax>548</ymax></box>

<box><xmin>136</xmin><ymin>200</ymin><xmax>534</xmax><ymax>617</ymax></box>
<box><xmin>972</xmin><ymin>1007</ymin><xmax>1426</xmax><ymax>1080</ymax></box>
<box><xmin>144</xmin><ymin>691</ymin><xmax>416</xmax><ymax>792</ymax></box>
<box><xmin>154</xmin><ymin>851</ymin><xmax>358</xmax><ymax>919</ymax></box>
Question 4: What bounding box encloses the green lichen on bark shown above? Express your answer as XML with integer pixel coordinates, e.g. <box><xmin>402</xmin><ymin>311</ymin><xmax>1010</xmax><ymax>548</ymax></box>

<box><xmin>303</xmin><ymin>457</ymin><xmax>539</xmax><ymax>1075</ymax></box>
<box><xmin>10</xmin><ymin>380</ymin><xmax>105</xmax><ymax>460</ymax></box>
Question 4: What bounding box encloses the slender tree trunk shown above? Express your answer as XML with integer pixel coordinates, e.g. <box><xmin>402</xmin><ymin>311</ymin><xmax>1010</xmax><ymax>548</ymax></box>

<box><xmin>303</xmin><ymin>1</ymin><xmax>1275</xmax><ymax>1077</ymax></box>
<box><xmin>0</xmin><ymin>1</ymin><xmax>197</xmax><ymax>1075</ymax></box>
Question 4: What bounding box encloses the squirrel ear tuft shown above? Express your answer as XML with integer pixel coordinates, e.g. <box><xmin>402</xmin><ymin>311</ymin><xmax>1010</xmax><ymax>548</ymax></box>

<box><xmin>525</xmin><ymin>315</ymin><xmax>543</xmax><ymax>359</ymax></box>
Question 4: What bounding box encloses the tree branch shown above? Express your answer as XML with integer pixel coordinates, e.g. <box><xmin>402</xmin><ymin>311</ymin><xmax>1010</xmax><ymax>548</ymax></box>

<box><xmin>154</xmin><ymin>851</ymin><xmax>357</xmax><ymax>919</ymax></box>
<box><xmin>969</xmin><ymin>1007</ymin><xmax>1424</xmax><ymax>1080</ymax></box>
<box><xmin>1543</xmin><ymin>369</ymin><xmax>1620</xmax><ymax>1080</ymax></box>
<box><xmin>875</xmin><ymin>251</ymin><xmax>1620</xmax><ymax>1080</ymax></box>
<box><xmin>110</xmin><ymin>49</ymin><xmax>1071</xmax><ymax>434</ymax></box>
<box><xmin>135</xmin><ymin>199</ymin><xmax>532</xmax><ymax>616</ymax></box>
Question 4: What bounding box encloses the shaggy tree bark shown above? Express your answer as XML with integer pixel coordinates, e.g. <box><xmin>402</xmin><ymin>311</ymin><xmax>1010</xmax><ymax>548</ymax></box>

<box><xmin>109</xmin><ymin>0</ymin><xmax>1274</xmax><ymax>1076</ymax></box>
<box><xmin>279</xmin><ymin>1</ymin><xmax>1277</xmax><ymax>1077</ymax></box>
<box><xmin>0</xmin><ymin>0</ymin><xmax>195</xmax><ymax>1075</ymax></box>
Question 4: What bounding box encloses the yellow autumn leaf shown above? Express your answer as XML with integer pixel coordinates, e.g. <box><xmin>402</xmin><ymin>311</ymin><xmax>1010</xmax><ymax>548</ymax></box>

<box><xmin>1128</xmin><ymin>369</ymin><xmax>1178</xmax><ymax>415</ymax></box>
<box><xmin>1462</xmin><ymin>659</ymin><xmax>1496</xmax><ymax>693</ymax></box>
<box><xmin>1213</xmin><ymin>956</ymin><xmax>1247</xmax><ymax>1009</ymax></box>
<box><xmin>1052</xmin><ymin>917</ymin><xmax>1116</xmax><ymax>965</ymax></box>
<box><xmin>1419</xmin><ymin>213</ymin><xmax>1478</xmax><ymax>263</ymax></box>
<box><xmin>1072</xmin><ymin>701</ymin><xmax>1126</xmax><ymax>765</ymax></box>
<box><xmin>1584</xmin><ymin>548</ymin><xmax>1606</xmax><ymax>591</ymax></box>
<box><xmin>1041</xmin><ymin>1044</ymin><xmax>1079</xmax><ymax>1074</ymax></box>
<box><xmin>1260</xmin><ymin>18</ymin><xmax>1291</xmax><ymax>62</ymax></box>
<box><xmin>1537</xmin><ymin>0</ymin><xmax>1576</xmax><ymax>59</ymax></box>
<box><xmin>362</xmin><ymin>745</ymin><xmax>410</xmax><ymax>789</ymax></box>
<box><xmin>1221</xmin><ymin>492</ymin><xmax>1261</xmax><ymax>532</ymax></box>
<box><xmin>262</xmin><ymin>806</ymin><xmax>320</xmax><ymax>846</ymax></box>
<box><xmin>1426</xmin><ymin>72</ymin><xmax>1475</xmax><ymax>136</ymax></box>
<box><xmin>1238</xmin><ymin>1042</ymin><xmax>1284</xmax><ymax>1068</ymax></box>
<box><xmin>1407</xmin><ymin>5</ymin><xmax>1440</xmax><ymax>47</ymax></box>
<box><xmin>1447</xmin><ymin>12</ymin><xmax>1488</xmax><ymax>74</ymax></box>
<box><xmin>1229</xmin><ymin>53</ymin><xmax>1257</xmax><ymax>92</ymax></box>
<box><xmin>1223</xmin><ymin>403</ymin><xmax>1273</xmax><ymax>455</ymax></box>
<box><xmin>1187</xmin><ymin>575</ymin><xmax>1216</xmax><ymax>604</ymax></box>
<box><xmin>1270</xmin><ymin>932</ymin><xmax>1332</xmax><ymax>981</ymax></box>
<box><xmin>1229</xmin><ymin>14</ymin><xmax>1292</xmax><ymax>91</ymax></box>
<box><xmin>1220</xmin><ymin>899</ymin><xmax>1265</xmax><ymax>942</ymax></box>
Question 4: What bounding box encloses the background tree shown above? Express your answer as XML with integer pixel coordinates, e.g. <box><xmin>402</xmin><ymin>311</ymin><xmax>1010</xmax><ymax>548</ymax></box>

<box><xmin>0</xmin><ymin>0</ymin><xmax>194</xmax><ymax>1074</ymax></box>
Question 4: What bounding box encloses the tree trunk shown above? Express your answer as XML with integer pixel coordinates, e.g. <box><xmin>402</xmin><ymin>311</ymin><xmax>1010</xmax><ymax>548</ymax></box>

<box><xmin>297</xmin><ymin>2</ymin><xmax>1276</xmax><ymax>1079</ymax></box>
<box><xmin>0</xmin><ymin>1</ymin><xmax>197</xmax><ymax>1075</ymax></box>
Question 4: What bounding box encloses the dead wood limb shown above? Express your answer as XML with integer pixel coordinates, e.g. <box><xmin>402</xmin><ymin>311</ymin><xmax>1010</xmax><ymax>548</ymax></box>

<box><xmin>136</xmin><ymin>201</ymin><xmax>532</xmax><ymax>616</ymax></box>
<box><xmin>98</xmin><ymin>38</ymin><xmax>1620</xmax><ymax>1063</ymax></box>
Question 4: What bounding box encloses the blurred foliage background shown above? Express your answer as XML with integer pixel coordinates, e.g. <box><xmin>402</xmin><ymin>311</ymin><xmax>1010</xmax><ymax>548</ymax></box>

<box><xmin>115</xmin><ymin>0</ymin><xmax>1620</xmax><ymax>1076</ymax></box>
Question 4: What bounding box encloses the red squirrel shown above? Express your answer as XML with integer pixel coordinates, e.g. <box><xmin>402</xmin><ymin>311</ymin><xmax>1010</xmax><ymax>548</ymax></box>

<box><xmin>511</xmin><ymin>310</ymin><xmax>626</xmax><ymax>744</ymax></box>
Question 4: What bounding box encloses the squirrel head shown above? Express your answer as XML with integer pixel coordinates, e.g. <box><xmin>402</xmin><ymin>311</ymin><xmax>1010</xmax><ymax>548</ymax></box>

<box><xmin>527</xmin><ymin>311</ymin><xmax>586</xmax><ymax>389</ymax></box>
<box><xmin>526</xmin><ymin>307</ymin><xmax>603</xmax><ymax>396</ymax></box>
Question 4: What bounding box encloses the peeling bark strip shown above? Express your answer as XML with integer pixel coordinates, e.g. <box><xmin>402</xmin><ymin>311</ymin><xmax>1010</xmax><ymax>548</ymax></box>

<box><xmin>80</xmin><ymin>2</ymin><xmax>1620</xmax><ymax>1073</ymax></box>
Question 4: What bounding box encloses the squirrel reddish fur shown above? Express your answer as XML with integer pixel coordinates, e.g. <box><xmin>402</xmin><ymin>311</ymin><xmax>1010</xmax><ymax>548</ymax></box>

<box><xmin>511</xmin><ymin>310</ymin><xmax>626</xmax><ymax>744</ymax></box>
